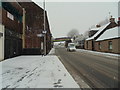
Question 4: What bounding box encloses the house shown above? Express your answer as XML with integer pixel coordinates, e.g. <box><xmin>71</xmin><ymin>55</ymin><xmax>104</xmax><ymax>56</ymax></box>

<box><xmin>0</xmin><ymin>2</ymin><xmax>24</xmax><ymax>59</ymax></box>
<box><xmin>84</xmin><ymin>17</ymin><xmax>117</xmax><ymax>51</ymax></box>
<box><xmin>95</xmin><ymin>26</ymin><xmax>120</xmax><ymax>54</ymax></box>
<box><xmin>88</xmin><ymin>25</ymin><xmax>100</xmax><ymax>38</ymax></box>
<box><xmin>19</xmin><ymin>2</ymin><xmax>52</xmax><ymax>55</ymax></box>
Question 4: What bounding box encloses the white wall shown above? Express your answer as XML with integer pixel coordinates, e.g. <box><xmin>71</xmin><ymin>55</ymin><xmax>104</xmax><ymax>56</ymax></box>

<box><xmin>0</xmin><ymin>24</ymin><xmax>4</xmax><ymax>61</ymax></box>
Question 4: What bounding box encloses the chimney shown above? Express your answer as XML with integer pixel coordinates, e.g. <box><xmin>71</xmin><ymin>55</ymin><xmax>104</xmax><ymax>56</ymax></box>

<box><xmin>118</xmin><ymin>17</ymin><xmax>120</xmax><ymax>26</ymax></box>
<box><xmin>96</xmin><ymin>24</ymin><xmax>101</xmax><ymax>28</ymax></box>
<box><xmin>109</xmin><ymin>16</ymin><xmax>115</xmax><ymax>23</ymax></box>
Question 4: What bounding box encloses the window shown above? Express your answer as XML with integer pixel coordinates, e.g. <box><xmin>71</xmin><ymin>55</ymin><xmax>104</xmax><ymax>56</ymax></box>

<box><xmin>86</xmin><ymin>41</ymin><xmax>88</xmax><ymax>48</ymax></box>
<box><xmin>99</xmin><ymin>42</ymin><xmax>101</xmax><ymax>50</ymax></box>
<box><xmin>7</xmin><ymin>12</ymin><xmax>14</xmax><ymax>20</ymax></box>
<box><xmin>109</xmin><ymin>41</ymin><xmax>112</xmax><ymax>50</ymax></box>
<box><xmin>41</xmin><ymin>42</ymin><xmax>43</xmax><ymax>50</ymax></box>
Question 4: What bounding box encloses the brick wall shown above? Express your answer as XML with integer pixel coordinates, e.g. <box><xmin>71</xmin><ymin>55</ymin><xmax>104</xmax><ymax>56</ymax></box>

<box><xmin>19</xmin><ymin>2</ymin><xmax>52</xmax><ymax>51</ymax></box>
<box><xmin>2</xmin><ymin>7</ymin><xmax>23</xmax><ymax>34</ymax></box>
<box><xmin>95</xmin><ymin>38</ymin><xmax>120</xmax><ymax>54</ymax></box>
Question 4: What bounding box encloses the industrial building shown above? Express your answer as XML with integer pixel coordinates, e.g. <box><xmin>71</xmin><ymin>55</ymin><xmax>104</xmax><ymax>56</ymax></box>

<box><xmin>0</xmin><ymin>2</ymin><xmax>23</xmax><ymax>60</ymax></box>
<box><xmin>0</xmin><ymin>1</ymin><xmax>52</xmax><ymax>61</ymax></box>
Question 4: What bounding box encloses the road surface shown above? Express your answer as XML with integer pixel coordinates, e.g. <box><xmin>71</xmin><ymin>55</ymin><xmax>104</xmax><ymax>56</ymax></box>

<box><xmin>55</xmin><ymin>47</ymin><xmax>119</xmax><ymax>88</ymax></box>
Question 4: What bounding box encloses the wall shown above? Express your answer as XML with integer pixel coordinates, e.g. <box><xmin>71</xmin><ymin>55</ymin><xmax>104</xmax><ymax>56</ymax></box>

<box><xmin>19</xmin><ymin>2</ymin><xmax>52</xmax><ymax>55</ymax></box>
<box><xmin>95</xmin><ymin>38</ymin><xmax>120</xmax><ymax>54</ymax></box>
<box><xmin>2</xmin><ymin>2</ymin><xmax>23</xmax><ymax>59</ymax></box>
<box><xmin>84</xmin><ymin>40</ymin><xmax>93</xmax><ymax>50</ymax></box>
<box><xmin>0</xmin><ymin>24</ymin><xmax>4</xmax><ymax>61</ymax></box>
<box><xmin>2</xmin><ymin>8</ymin><xmax>23</xmax><ymax>34</ymax></box>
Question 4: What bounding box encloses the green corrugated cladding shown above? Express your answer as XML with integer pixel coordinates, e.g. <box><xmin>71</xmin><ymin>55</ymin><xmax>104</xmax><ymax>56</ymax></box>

<box><xmin>2</xmin><ymin>2</ymin><xmax>22</xmax><ymax>23</ymax></box>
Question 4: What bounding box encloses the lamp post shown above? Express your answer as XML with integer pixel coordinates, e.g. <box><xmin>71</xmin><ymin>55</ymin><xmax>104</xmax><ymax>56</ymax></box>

<box><xmin>37</xmin><ymin>0</ymin><xmax>47</xmax><ymax>56</ymax></box>
<box><xmin>43</xmin><ymin>0</ymin><xmax>47</xmax><ymax>56</ymax></box>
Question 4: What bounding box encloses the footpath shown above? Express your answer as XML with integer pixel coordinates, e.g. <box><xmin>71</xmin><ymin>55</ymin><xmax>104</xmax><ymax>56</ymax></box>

<box><xmin>0</xmin><ymin>48</ymin><xmax>80</xmax><ymax>89</ymax></box>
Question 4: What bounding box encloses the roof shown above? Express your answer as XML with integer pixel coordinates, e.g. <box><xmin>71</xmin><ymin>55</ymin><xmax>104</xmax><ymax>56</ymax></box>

<box><xmin>86</xmin><ymin>23</ymin><xmax>110</xmax><ymax>41</ymax></box>
<box><xmin>90</xmin><ymin>28</ymin><xmax>100</xmax><ymax>31</ymax></box>
<box><xmin>96</xmin><ymin>26</ymin><xmax>120</xmax><ymax>41</ymax></box>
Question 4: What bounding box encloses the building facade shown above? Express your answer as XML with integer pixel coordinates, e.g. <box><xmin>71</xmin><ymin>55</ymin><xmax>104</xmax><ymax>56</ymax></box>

<box><xmin>85</xmin><ymin>17</ymin><xmax>119</xmax><ymax>54</ymax></box>
<box><xmin>0</xmin><ymin>2</ymin><xmax>23</xmax><ymax>59</ymax></box>
<box><xmin>95</xmin><ymin>26</ymin><xmax>120</xmax><ymax>54</ymax></box>
<box><xmin>19</xmin><ymin>2</ymin><xmax>52</xmax><ymax>55</ymax></box>
<box><xmin>0</xmin><ymin>1</ymin><xmax>52</xmax><ymax>60</ymax></box>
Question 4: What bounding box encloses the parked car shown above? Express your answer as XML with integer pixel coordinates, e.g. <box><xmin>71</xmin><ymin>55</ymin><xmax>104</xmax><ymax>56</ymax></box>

<box><xmin>67</xmin><ymin>43</ymin><xmax>76</xmax><ymax>51</ymax></box>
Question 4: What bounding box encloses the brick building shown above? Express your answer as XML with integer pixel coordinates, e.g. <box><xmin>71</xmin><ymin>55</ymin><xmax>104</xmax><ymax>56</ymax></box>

<box><xmin>88</xmin><ymin>27</ymin><xmax>99</xmax><ymax>38</ymax></box>
<box><xmin>85</xmin><ymin>23</ymin><xmax>110</xmax><ymax>50</ymax></box>
<box><xmin>0</xmin><ymin>2</ymin><xmax>23</xmax><ymax>59</ymax></box>
<box><xmin>0</xmin><ymin>1</ymin><xmax>52</xmax><ymax>60</ymax></box>
<box><xmin>95</xmin><ymin>26</ymin><xmax>120</xmax><ymax>54</ymax></box>
<box><xmin>85</xmin><ymin>17</ymin><xmax>120</xmax><ymax>54</ymax></box>
<box><xmin>19</xmin><ymin>2</ymin><xmax>52</xmax><ymax>55</ymax></box>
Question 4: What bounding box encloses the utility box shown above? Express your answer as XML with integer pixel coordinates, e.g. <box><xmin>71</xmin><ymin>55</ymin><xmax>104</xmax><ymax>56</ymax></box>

<box><xmin>0</xmin><ymin>24</ymin><xmax>4</xmax><ymax>61</ymax></box>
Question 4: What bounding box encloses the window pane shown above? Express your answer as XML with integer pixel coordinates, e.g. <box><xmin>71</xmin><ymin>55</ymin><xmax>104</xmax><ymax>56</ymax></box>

<box><xmin>109</xmin><ymin>41</ymin><xmax>112</xmax><ymax>50</ymax></box>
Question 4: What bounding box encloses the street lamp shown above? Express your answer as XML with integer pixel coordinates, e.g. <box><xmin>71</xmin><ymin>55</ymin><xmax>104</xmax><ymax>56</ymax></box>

<box><xmin>37</xmin><ymin>0</ymin><xmax>47</xmax><ymax>56</ymax></box>
<box><xmin>37</xmin><ymin>33</ymin><xmax>44</xmax><ymax>55</ymax></box>
<box><xmin>43</xmin><ymin>0</ymin><xmax>47</xmax><ymax>56</ymax></box>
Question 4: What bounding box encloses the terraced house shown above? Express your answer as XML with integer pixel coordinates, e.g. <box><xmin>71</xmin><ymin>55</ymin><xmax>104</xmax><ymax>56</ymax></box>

<box><xmin>85</xmin><ymin>17</ymin><xmax>120</xmax><ymax>54</ymax></box>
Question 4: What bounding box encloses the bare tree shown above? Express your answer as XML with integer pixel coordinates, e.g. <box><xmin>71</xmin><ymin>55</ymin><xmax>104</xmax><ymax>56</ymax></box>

<box><xmin>75</xmin><ymin>34</ymin><xmax>85</xmax><ymax>41</ymax></box>
<box><xmin>67</xmin><ymin>29</ymin><xmax>79</xmax><ymax>38</ymax></box>
<box><xmin>83</xmin><ymin>29</ymin><xmax>90</xmax><ymax>39</ymax></box>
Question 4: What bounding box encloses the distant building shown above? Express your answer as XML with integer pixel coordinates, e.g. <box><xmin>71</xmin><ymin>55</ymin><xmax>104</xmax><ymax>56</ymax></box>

<box><xmin>76</xmin><ymin>39</ymin><xmax>85</xmax><ymax>49</ymax></box>
<box><xmin>0</xmin><ymin>2</ymin><xmax>23</xmax><ymax>59</ymax></box>
<box><xmin>19</xmin><ymin>2</ymin><xmax>52</xmax><ymax>55</ymax></box>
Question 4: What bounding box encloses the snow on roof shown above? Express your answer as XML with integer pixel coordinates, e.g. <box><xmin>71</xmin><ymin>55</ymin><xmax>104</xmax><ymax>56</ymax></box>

<box><xmin>90</xmin><ymin>28</ymin><xmax>100</xmax><ymax>31</ymax></box>
<box><xmin>86</xmin><ymin>23</ymin><xmax>110</xmax><ymax>41</ymax></box>
<box><xmin>96</xmin><ymin>26</ymin><xmax>120</xmax><ymax>41</ymax></box>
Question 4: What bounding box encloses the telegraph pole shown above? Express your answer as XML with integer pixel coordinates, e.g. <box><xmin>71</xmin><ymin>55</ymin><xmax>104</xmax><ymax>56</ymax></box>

<box><xmin>43</xmin><ymin>0</ymin><xmax>46</xmax><ymax>55</ymax></box>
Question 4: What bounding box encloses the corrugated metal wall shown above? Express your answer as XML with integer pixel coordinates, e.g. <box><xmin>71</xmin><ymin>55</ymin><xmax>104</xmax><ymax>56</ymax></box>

<box><xmin>4</xmin><ymin>28</ymin><xmax>22</xmax><ymax>59</ymax></box>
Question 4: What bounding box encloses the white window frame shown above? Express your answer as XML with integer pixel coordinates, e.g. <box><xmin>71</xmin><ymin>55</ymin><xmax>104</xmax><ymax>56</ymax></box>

<box><xmin>99</xmin><ymin>42</ymin><xmax>101</xmax><ymax>50</ymax></box>
<box><xmin>109</xmin><ymin>41</ymin><xmax>112</xmax><ymax>50</ymax></box>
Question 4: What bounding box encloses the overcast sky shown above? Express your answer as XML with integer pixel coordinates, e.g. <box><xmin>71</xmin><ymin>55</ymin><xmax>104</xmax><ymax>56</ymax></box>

<box><xmin>32</xmin><ymin>0</ymin><xmax>119</xmax><ymax>38</ymax></box>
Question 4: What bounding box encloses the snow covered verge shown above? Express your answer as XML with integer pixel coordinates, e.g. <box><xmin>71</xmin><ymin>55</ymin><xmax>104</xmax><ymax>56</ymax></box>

<box><xmin>76</xmin><ymin>49</ymin><xmax>120</xmax><ymax>59</ymax></box>
<box><xmin>0</xmin><ymin>55</ymin><xmax>80</xmax><ymax>89</ymax></box>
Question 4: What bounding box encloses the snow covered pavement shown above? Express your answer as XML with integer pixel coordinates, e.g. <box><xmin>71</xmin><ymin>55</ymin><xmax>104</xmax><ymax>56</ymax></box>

<box><xmin>76</xmin><ymin>49</ymin><xmax>119</xmax><ymax>60</ymax></box>
<box><xmin>0</xmin><ymin>50</ymin><xmax>80</xmax><ymax>89</ymax></box>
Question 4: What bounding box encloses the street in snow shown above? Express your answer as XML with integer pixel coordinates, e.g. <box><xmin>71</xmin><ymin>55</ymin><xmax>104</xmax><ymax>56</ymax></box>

<box><xmin>0</xmin><ymin>49</ymin><xmax>80</xmax><ymax>89</ymax></box>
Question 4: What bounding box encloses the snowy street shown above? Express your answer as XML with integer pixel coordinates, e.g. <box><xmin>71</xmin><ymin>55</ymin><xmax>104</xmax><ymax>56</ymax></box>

<box><xmin>0</xmin><ymin>49</ymin><xmax>80</xmax><ymax>89</ymax></box>
<box><xmin>76</xmin><ymin>49</ymin><xmax>119</xmax><ymax>60</ymax></box>
<box><xmin>55</xmin><ymin>47</ymin><xmax>119</xmax><ymax>88</ymax></box>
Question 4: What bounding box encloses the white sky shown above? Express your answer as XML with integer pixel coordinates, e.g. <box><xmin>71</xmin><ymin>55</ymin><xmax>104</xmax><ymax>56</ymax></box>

<box><xmin>32</xmin><ymin>0</ymin><xmax>119</xmax><ymax>38</ymax></box>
